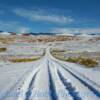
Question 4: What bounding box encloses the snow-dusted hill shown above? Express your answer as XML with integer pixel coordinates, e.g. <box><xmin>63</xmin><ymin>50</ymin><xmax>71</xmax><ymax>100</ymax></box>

<box><xmin>0</xmin><ymin>32</ymin><xmax>11</xmax><ymax>35</ymax></box>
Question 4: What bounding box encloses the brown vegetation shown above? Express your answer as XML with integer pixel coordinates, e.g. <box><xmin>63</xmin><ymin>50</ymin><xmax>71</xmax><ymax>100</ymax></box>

<box><xmin>8</xmin><ymin>57</ymin><xmax>40</xmax><ymax>63</ymax></box>
<box><xmin>66</xmin><ymin>57</ymin><xmax>98</xmax><ymax>67</ymax></box>
<box><xmin>0</xmin><ymin>36</ymin><xmax>15</xmax><ymax>44</ymax></box>
<box><xmin>0</xmin><ymin>47</ymin><xmax>7</xmax><ymax>52</ymax></box>
<box><xmin>0</xmin><ymin>35</ymin><xmax>79</xmax><ymax>44</ymax></box>
<box><xmin>51</xmin><ymin>49</ymin><xmax>99</xmax><ymax>67</ymax></box>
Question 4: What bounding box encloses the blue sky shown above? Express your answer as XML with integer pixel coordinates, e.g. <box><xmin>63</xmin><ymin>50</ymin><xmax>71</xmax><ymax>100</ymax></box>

<box><xmin>0</xmin><ymin>0</ymin><xmax>100</xmax><ymax>34</ymax></box>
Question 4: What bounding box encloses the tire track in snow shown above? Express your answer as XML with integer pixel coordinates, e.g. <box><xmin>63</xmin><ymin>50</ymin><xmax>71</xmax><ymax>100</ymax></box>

<box><xmin>59</xmin><ymin>63</ymin><xmax>100</xmax><ymax>98</ymax></box>
<box><xmin>64</xmin><ymin>63</ymin><xmax>100</xmax><ymax>89</ymax></box>
<box><xmin>49</xmin><ymin>48</ymin><xmax>100</xmax><ymax>89</ymax></box>
<box><xmin>48</xmin><ymin>60</ymin><xmax>73</xmax><ymax>100</ymax></box>
<box><xmin>48</xmin><ymin>60</ymin><xmax>58</xmax><ymax>100</ymax></box>
<box><xmin>57</xmin><ymin>69</ymin><xmax>82</xmax><ymax>100</ymax></box>
<box><xmin>0</xmin><ymin>65</ymin><xmax>35</xmax><ymax>100</ymax></box>
<box><xmin>54</xmin><ymin>59</ymin><xmax>100</xmax><ymax>89</ymax></box>
<box><xmin>25</xmin><ymin>71</ymin><xmax>38</xmax><ymax>100</ymax></box>
<box><xmin>18</xmin><ymin>67</ymin><xmax>40</xmax><ymax>100</ymax></box>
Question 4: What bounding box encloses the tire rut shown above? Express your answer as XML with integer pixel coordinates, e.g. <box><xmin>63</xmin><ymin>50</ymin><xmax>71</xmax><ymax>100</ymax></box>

<box><xmin>48</xmin><ymin>61</ymin><xmax>58</xmax><ymax>100</ymax></box>
<box><xmin>0</xmin><ymin>66</ymin><xmax>34</xmax><ymax>100</ymax></box>
<box><xmin>57</xmin><ymin>69</ymin><xmax>82</xmax><ymax>100</ymax></box>
<box><xmin>61</xmin><ymin>64</ymin><xmax>100</xmax><ymax>98</ymax></box>
<box><xmin>25</xmin><ymin>71</ymin><xmax>38</xmax><ymax>100</ymax></box>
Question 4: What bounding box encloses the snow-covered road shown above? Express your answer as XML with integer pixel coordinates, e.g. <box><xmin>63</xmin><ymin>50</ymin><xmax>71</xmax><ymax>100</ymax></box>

<box><xmin>0</xmin><ymin>48</ymin><xmax>100</xmax><ymax>100</ymax></box>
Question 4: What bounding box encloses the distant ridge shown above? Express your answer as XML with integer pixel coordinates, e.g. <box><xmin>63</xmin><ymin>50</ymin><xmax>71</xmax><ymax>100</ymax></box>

<box><xmin>0</xmin><ymin>30</ymin><xmax>100</xmax><ymax>36</ymax></box>
<box><xmin>29</xmin><ymin>32</ymin><xmax>56</xmax><ymax>35</ymax></box>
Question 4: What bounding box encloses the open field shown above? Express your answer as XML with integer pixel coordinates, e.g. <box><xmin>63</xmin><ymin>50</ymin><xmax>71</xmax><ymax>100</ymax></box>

<box><xmin>0</xmin><ymin>35</ymin><xmax>100</xmax><ymax>100</ymax></box>
<box><xmin>0</xmin><ymin>34</ymin><xmax>100</xmax><ymax>65</ymax></box>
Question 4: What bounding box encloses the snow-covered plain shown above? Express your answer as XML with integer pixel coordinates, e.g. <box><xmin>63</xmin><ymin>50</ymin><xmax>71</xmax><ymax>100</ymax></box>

<box><xmin>0</xmin><ymin>36</ymin><xmax>100</xmax><ymax>100</ymax></box>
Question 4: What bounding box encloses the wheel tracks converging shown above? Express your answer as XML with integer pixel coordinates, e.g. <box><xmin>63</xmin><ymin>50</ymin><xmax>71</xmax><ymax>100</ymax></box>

<box><xmin>57</xmin><ymin>69</ymin><xmax>82</xmax><ymax>100</ymax></box>
<box><xmin>1</xmin><ymin>47</ymin><xmax>100</xmax><ymax>100</ymax></box>
<box><xmin>56</xmin><ymin>61</ymin><xmax>100</xmax><ymax>98</ymax></box>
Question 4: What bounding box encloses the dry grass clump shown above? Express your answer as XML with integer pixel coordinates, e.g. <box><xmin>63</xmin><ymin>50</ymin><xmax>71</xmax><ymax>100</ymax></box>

<box><xmin>52</xmin><ymin>49</ymin><xmax>65</xmax><ymax>53</ymax></box>
<box><xmin>8</xmin><ymin>57</ymin><xmax>40</xmax><ymax>63</ymax></box>
<box><xmin>66</xmin><ymin>57</ymin><xmax>98</xmax><ymax>67</ymax></box>
<box><xmin>36</xmin><ymin>36</ymin><xmax>78</xmax><ymax>42</ymax></box>
<box><xmin>51</xmin><ymin>49</ymin><xmax>66</xmax><ymax>61</ymax></box>
<box><xmin>16</xmin><ymin>35</ymin><xmax>78</xmax><ymax>43</ymax></box>
<box><xmin>0</xmin><ymin>35</ymin><xmax>79</xmax><ymax>43</ymax></box>
<box><xmin>51</xmin><ymin>49</ymin><xmax>99</xmax><ymax>67</ymax></box>
<box><xmin>0</xmin><ymin>36</ymin><xmax>15</xmax><ymax>44</ymax></box>
<box><xmin>0</xmin><ymin>47</ymin><xmax>7</xmax><ymax>52</ymax></box>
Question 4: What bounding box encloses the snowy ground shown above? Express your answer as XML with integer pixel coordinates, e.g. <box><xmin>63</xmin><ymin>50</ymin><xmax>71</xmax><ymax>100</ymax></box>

<box><xmin>0</xmin><ymin>36</ymin><xmax>100</xmax><ymax>100</ymax></box>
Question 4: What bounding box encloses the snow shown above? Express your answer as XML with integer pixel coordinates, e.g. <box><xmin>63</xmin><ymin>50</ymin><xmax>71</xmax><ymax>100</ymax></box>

<box><xmin>30</xmin><ymin>59</ymin><xmax>51</xmax><ymax>100</ymax></box>
<box><xmin>0</xmin><ymin>32</ymin><xmax>11</xmax><ymax>35</ymax></box>
<box><xmin>0</xmin><ymin>59</ymin><xmax>42</xmax><ymax>100</ymax></box>
<box><xmin>0</xmin><ymin>38</ymin><xmax>100</xmax><ymax>100</ymax></box>
<box><xmin>51</xmin><ymin>60</ymin><xmax>100</xmax><ymax>100</ymax></box>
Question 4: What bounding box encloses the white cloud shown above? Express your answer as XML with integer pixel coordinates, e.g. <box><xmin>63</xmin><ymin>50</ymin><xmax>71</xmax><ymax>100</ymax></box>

<box><xmin>17</xmin><ymin>27</ymin><xmax>30</xmax><ymax>33</ymax></box>
<box><xmin>51</xmin><ymin>28</ymin><xmax>100</xmax><ymax>35</ymax></box>
<box><xmin>13</xmin><ymin>8</ymin><xmax>74</xmax><ymax>24</ymax></box>
<box><xmin>0</xmin><ymin>21</ymin><xmax>30</xmax><ymax>33</ymax></box>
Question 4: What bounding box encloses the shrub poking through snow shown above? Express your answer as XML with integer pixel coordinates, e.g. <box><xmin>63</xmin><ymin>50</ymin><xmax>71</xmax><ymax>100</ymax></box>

<box><xmin>51</xmin><ymin>49</ymin><xmax>99</xmax><ymax>67</ymax></box>
<box><xmin>66</xmin><ymin>57</ymin><xmax>98</xmax><ymax>67</ymax></box>
<box><xmin>0</xmin><ymin>47</ymin><xmax>7</xmax><ymax>52</ymax></box>
<box><xmin>52</xmin><ymin>49</ymin><xmax>66</xmax><ymax>53</ymax></box>
<box><xmin>8</xmin><ymin>57</ymin><xmax>40</xmax><ymax>63</ymax></box>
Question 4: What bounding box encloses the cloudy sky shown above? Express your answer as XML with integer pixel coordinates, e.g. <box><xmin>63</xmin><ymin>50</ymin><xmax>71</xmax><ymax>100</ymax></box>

<box><xmin>0</xmin><ymin>0</ymin><xmax>100</xmax><ymax>34</ymax></box>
